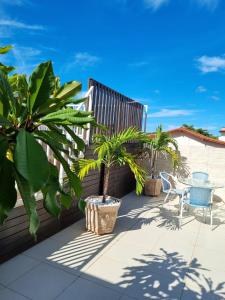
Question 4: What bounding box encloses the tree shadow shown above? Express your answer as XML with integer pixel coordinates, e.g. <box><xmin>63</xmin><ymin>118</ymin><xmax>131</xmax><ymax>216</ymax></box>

<box><xmin>118</xmin><ymin>248</ymin><xmax>225</xmax><ymax>299</ymax></box>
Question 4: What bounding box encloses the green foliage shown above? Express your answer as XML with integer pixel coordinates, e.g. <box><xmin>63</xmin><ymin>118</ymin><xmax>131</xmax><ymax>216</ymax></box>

<box><xmin>148</xmin><ymin>125</ymin><xmax>180</xmax><ymax>176</ymax></box>
<box><xmin>79</xmin><ymin>127</ymin><xmax>149</xmax><ymax>200</ymax></box>
<box><xmin>183</xmin><ymin>124</ymin><xmax>218</xmax><ymax>139</ymax></box>
<box><xmin>0</xmin><ymin>45</ymin><xmax>15</xmax><ymax>74</ymax></box>
<box><xmin>0</xmin><ymin>45</ymin><xmax>95</xmax><ymax>237</ymax></box>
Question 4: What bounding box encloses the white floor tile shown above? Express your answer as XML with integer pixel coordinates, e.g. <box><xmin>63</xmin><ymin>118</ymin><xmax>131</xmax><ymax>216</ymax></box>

<box><xmin>9</xmin><ymin>262</ymin><xmax>76</xmax><ymax>300</ymax></box>
<box><xmin>0</xmin><ymin>287</ymin><xmax>28</xmax><ymax>300</ymax></box>
<box><xmin>0</xmin><ymin>254</ymin><xmax>40</xmax><ymax>286</ymax></box>
<box><xmin>56</xmin><ymin>277</ymin><xmax>121</xmax><ymax>300</ymax></box>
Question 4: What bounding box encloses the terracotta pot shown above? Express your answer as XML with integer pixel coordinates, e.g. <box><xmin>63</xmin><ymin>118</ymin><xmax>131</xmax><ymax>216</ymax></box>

<box><xmin>85</xmin><ymin>196</ymin><xmax>121</xmax><ymax>235</ymax></box>
<box><xmin>144</xmin><ymin>178</ymin><xmax>162</xmax><ymax>196</ymax></box>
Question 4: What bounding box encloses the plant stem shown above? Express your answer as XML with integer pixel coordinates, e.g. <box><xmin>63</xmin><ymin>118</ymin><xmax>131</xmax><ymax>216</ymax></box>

<box><xmin>103</xmin><ymin>166</ymin><xmax>110</xmax><ymax>203</ymax></box>
<box><xmin>151</xmin><ymin>150</ymin><xmax>157</xmax><ymax>178</ymax></box>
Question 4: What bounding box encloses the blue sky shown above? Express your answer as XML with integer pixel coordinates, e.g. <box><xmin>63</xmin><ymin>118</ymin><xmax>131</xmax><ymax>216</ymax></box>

<box><xmin>0</xmin><ymin>0</ymin><xmax>225</xmax><ymax>134</ymax></box>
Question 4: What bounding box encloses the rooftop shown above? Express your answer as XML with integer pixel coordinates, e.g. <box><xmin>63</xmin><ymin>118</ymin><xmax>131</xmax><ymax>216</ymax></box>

<box><xmin>148</xmin><ymin>126</ymin><xmax>225</xmax><ymax>146</ymax></box>
<box><xmin>1</xmin><ymin>192</ymin><xmax>225</xmax><ymax>300</ymax></box>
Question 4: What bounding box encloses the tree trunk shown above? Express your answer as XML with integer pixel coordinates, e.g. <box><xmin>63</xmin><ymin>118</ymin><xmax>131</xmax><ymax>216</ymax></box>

<box><xmin>102</xmin><ymin>167</ymin><xmax>110</xmax><ymax>203</ymax></box>
<box><xmin>151</xmin><ymin>151</ymin><xmax>157</xmax><ymax>178</ymax></box>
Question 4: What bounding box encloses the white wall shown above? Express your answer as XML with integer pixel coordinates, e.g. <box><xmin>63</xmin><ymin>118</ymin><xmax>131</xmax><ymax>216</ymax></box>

<box><xmin>155</xmin><ymin>132</ymin><xmax>225</xmax><ymax>202</ymax></box>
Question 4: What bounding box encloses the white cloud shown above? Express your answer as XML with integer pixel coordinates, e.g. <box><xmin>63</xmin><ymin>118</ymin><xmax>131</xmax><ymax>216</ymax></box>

<box><xmin>154</xmin><ymin>89</ymin><xmax>160</xmax><ymax>94</ymax></box>
<box><xmin>144</xmin><ymin>0</ymin><xmax>169</xmax><ymax>11</ymax></box>
<box><xmin>211</xmin><ymin>95</ymin><xmax>220</xmax><ymax>101</ymax></box>
<box><xmin>149</xmin><ymin>109</ymin><xmax>195</xmax><ymax>118</ymax></box>
<box><xmin>74</xmin><ymin>52</ymin><xmax>101</xmax><ymax>68</ymax></box>
<box><xmin>3</xmin><ymin>45</ymin><xmax>42</xmax><ymax>74</ymax></box>
<box><xmin>194</xmin><ymin>0</ymin><xmax>220</xmax><ymax>10</ymax></box>
<box><xmin>0</xmin><ymin>19</ymin><xmax>44</xmax><ymax>30</ymax></box>
<box><xmin>0</xmin><ymin>1</ymin><xmax>44</xmax><ymax>37</ymax></box>
<box><xmin>129</xmin><ymin>61</ymin><xmax>149</xmax><ymax>67</ymax></box>
<box><xmin>196</xmin><ymin>85</ymin><xmax>207</xmax><ymax>93</ymax></box>
<box><xmin>1</xmin><ymin>0</ymin><xmax>31</xmax><ymax>6</ymax></box>
<box><xmin>196</xmin><ymin>55</ymin><xmax>225</xmax><ymax>73</ymax></box>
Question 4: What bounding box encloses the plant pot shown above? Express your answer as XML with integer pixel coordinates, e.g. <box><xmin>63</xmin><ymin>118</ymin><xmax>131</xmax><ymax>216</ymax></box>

<box><xmin>85</xmin><ymin>195</ymin><xmax>121</xmax><ymax>235</ymax></box>
<box><xmin>144</xmin><ymin>178</ymin><xmax>162</xmax><ymax>196</ymax></box>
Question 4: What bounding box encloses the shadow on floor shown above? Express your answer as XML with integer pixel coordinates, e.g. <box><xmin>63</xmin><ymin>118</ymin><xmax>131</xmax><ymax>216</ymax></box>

<box><xmin>118</xmin><ymin>248</ymin><xmax>225</xmax><ymax>299</ymax></box>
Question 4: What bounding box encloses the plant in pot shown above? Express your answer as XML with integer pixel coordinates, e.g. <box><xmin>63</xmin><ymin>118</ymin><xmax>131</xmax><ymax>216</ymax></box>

<box><xmin>0</xmin><ymin>45</ymin><xmax>95</xmax><ymax>237</ymax></box>
<box><xmin>144</xmin><ymin>125</ymin><xmax>179</xmax><ymax>196</ymax></box>
<box><xmin>78</xmin><ymin>127</ymin><xmax>147</xmax><ymax>235</ymax></box>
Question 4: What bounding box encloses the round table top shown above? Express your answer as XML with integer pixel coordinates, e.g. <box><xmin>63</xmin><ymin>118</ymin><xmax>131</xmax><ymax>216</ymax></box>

<box><xmin>178</xmin><ymin>178</ymin><xmax>224</xmax><ymax>189</ymax></box>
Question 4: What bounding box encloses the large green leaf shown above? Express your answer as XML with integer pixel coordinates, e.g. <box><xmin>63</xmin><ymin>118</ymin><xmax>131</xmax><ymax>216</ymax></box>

<box><xmin>0</xmin><ymin>135</ymin><xmax>8</xmax><ymax>165</ymax></box>
<box><xmin>28</xmin><ymin>61</ymin><xmax>54</xmax><ymax>113</ymax></box>
<box><xmin>0</xmin><ymin>158</ymin><xmax>17</xmax><ymax>224</ymax></box>
<box><xmin>40</xmin><ymin>108</ymin><xmax>93</xmax><ymax>122</ymax></box>
<box><xmin>42</xmin><ymin>164</ymin><xmax>61</xmax><ymax>217</ymax></box>
<box><xmin>15</xmin><ymin>172</ymin><xmax>40</xmax><ymax>237</ymax></box>
<box><xmin>0</xmin><ymin>45</ymin><xmax>12</xmax><ymax>54</ymax></box>
<box><xmin>34</xmin><ymin>131</ymin><xmax>71</xmax><ymax>156</ymax></box>
<box><xmin>43</xmin><ymin>116</ymin><xmax>95</xmax><ymax>126</ymax></box>
<box><xmin>0</xmin><ymin>71</ymin><xmax>14</xmax><ymax>117</ymax></box>
<box><xmin>49</xmin><ymin>144</ymin><xmax>82</xmax><ymax>198</ymax></box>
<box><xmin>62</xmin><ymin>125</ymin><xmax>85</xmax><ymax>151</ymax></box>
<box><xmin>60</xmin><ymin>192</ymin><xmax>72</xmax><ymax>209</ymax></box>
<box><xmin>54</xmin><ymin>81</ymin><xmax>81</xmax><ymax>100</ymax></box>
<box><xmin>14</xmin><ymin>129</ymin><xmax>50</xmax><ymax>192</ymax></box>
<box><xmin>0</xmin><ymin>115</ymin><xmax>12</xmax><ymax>127</ymax></box>
<box><xmin>0</xmin><ymin>63</ymin><xmax>15</xmax><ymax>74</ymax></box>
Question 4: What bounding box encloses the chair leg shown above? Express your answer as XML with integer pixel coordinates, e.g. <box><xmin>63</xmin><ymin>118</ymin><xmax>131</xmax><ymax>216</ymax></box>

<box><xmin>179</xmin><ymin>202</ymin><xmax>184</xmax><ymax>228</ymax></box>
<box><xmin>210</xmin><ymin>207</ymin><xmax>213</xmax><ymax>228</ymax></box>
<box><xmin>164</xmin><ymin>192</ymin><xmax>170</xmax><ymax>204</ymax></box>
<box><xmin>203</xmin><ymin>208</ymin><xmax>206</xmax><ymax>223</ymax></box>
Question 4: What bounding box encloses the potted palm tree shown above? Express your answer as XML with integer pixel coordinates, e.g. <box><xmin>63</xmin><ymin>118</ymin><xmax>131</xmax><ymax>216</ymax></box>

<box><xmin>0</xmin><ymin>45</ymin><xmax>95</xmax><ymax>237</ymax></box>
<box><xmin>78</xmin><ymin>127</ymin><xmax>147</xmax><ymax>235</ymax></box>
<box><xmin>144</xmin><ymin>125</ymin><xmax>179</xmax><ymax>196</ymax></box>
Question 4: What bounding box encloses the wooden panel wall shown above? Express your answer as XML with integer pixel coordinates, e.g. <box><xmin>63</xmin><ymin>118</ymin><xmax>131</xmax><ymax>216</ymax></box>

<box><xmin>88</xmin><ymin>79</ymin><xmax>144</xmax><ymax>138</ymax></box>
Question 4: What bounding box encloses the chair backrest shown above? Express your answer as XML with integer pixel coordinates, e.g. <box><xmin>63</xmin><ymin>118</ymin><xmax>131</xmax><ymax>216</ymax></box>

<box><xmin>189</xmin><ymin>187</ymin><xmax>213</xmax><ymax>207</ymax></box>
<box><xmin>192</xmin><ymin>172</ymin><xmax>209</xmax><ymax>182</ymax></box>
<box><xmin>160</xmin><ymin>172</ymin><xmax>173</xmax><ymax>192</ymax></box>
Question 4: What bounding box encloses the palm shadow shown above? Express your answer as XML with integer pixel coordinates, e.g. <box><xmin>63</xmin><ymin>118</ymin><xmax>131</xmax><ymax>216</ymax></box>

<box><xmin>118</xmin><ymin>248</ymin><xmax>225</xmax><ymax>299</ymax></box>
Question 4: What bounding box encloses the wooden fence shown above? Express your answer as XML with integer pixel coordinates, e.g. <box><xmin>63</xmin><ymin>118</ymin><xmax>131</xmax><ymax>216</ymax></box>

<box><xmin>0</xmin><ymin>79</ymin><xmax>144</xmax><ymax>262</ymax></box>
<box><xmin>88</xmin><ymin>78</ymin><xmax>144</xmax><ymax>137</ymax></box>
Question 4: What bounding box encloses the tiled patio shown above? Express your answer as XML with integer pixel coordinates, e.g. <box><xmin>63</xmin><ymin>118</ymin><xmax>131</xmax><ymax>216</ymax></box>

<box><xmin>1</xmin><ymin>192</ymin><xmax>225</xmax><ymax>300</ymax></box>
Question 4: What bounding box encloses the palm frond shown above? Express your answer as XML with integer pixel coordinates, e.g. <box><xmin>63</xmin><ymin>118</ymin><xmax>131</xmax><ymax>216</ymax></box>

<box><xmin>78</xmin><ymin>159</ymin><xmax>102</xmax><ymax>180</ymax></box>
<box><xmin>122</xmin><ymin>151</ymin><xmax>146</xmax><ymax>195</ymax></box>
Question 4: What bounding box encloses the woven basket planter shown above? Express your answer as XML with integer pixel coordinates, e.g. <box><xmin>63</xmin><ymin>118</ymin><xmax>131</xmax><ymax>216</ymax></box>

<box><xmin>144</xmin><ymin>178</ymin><xmax>162</xmax><ymax>196</ymax></box>
<box><xmin>85</xmin><ymin>196</ymin><xmax>121</xmax><ymax>235</ymax></box>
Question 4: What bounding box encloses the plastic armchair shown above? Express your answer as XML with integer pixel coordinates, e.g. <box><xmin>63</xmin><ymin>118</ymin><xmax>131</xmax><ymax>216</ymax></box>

<box><xmin>192</xmin><ymin>172</ymin><xmax>209</xmax><ymax>182</ymax></box>
<box><xmin>160</xmin><ymin>172</ymin><xmax>187</xmax><ymax>204</ymax></box>
<box><xmin>179</xmin><ymin>186</ymin><xmax>214</xmax><ymax>228</ymax></box>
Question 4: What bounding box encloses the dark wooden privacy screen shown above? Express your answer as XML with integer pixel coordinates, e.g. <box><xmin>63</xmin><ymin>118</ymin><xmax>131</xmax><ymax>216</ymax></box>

<box><xmin>89</xmin><ymin>78</ymin><xmax>144</xmax><ymax>137</ymax></box>
<box><xmin>0</xmin><ymin>79</ymin><xmax>144</xmax><ymax>263</ymax></box>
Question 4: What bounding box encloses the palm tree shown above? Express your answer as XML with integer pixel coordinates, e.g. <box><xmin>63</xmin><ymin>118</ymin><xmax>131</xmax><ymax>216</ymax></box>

<box><xmin>148</xmin><ymin>125</ymin><xmax>179</xmax><ymax>177</ymax></box>
<box><xmin>78</xmin><ymin>127</ymin><xmax>148</xmax><ymax>203</ymax></box>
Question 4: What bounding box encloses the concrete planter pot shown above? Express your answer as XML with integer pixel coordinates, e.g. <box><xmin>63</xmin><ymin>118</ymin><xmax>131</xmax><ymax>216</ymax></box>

<box><xmin>85</xmin><ymin>196</ymin><xmax>121</xmax><ymax>235</ymax></box>
<box><xmin>144</xmin><ymin>178</ymin><xmax>162</xmax><ymax>196</ymax></box>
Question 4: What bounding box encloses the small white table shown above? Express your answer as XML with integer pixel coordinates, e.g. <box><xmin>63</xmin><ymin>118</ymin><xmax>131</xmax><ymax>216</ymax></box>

<box><xmin>178</xmin><ymin>178</ymin><xmax>224</xmax><ymax>190</ymax></box>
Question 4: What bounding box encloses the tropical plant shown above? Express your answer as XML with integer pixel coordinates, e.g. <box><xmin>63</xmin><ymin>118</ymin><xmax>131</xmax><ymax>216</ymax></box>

<box><xmin>147</xmin><ymin>125</ymin><xmax>179</xmax><ymax>177</ymax></box>
<box><xmin>0</xmin><ymin>45</ymin><xmax>95</xmax><ymax>237</ymax></box>
<box><xmin>78</xmin><ymin>127</ymin><xmax>149</xmax><ymax>203</ymax></box>
<box><xmin>183</xmin><ymin>124</ymin><xmax>218</xmax><ymax>139</ymax></box>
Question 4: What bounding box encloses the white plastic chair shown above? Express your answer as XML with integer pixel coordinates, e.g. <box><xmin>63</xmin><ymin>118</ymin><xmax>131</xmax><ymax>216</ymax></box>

<box><xmin>160</xmin><ymin>172</ymin><xmax>187</xmax><ymax>204</ymax></box>
<box><xmin>179</xmin><ymin>186</ymin><xmax>214</xmax><ymax>227</ymax></box>
<box><xmin>192</xmin><ymin>172</ymin><xmax>209</xmax><ymax>182</ymax></box>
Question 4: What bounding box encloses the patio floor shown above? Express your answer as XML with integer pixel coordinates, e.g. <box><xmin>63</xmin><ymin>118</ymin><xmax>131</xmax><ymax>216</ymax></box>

<box><xmin>1</xmin><ymin>191</ymin><xmax>225</xmax><ymax>300</ymax></box>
